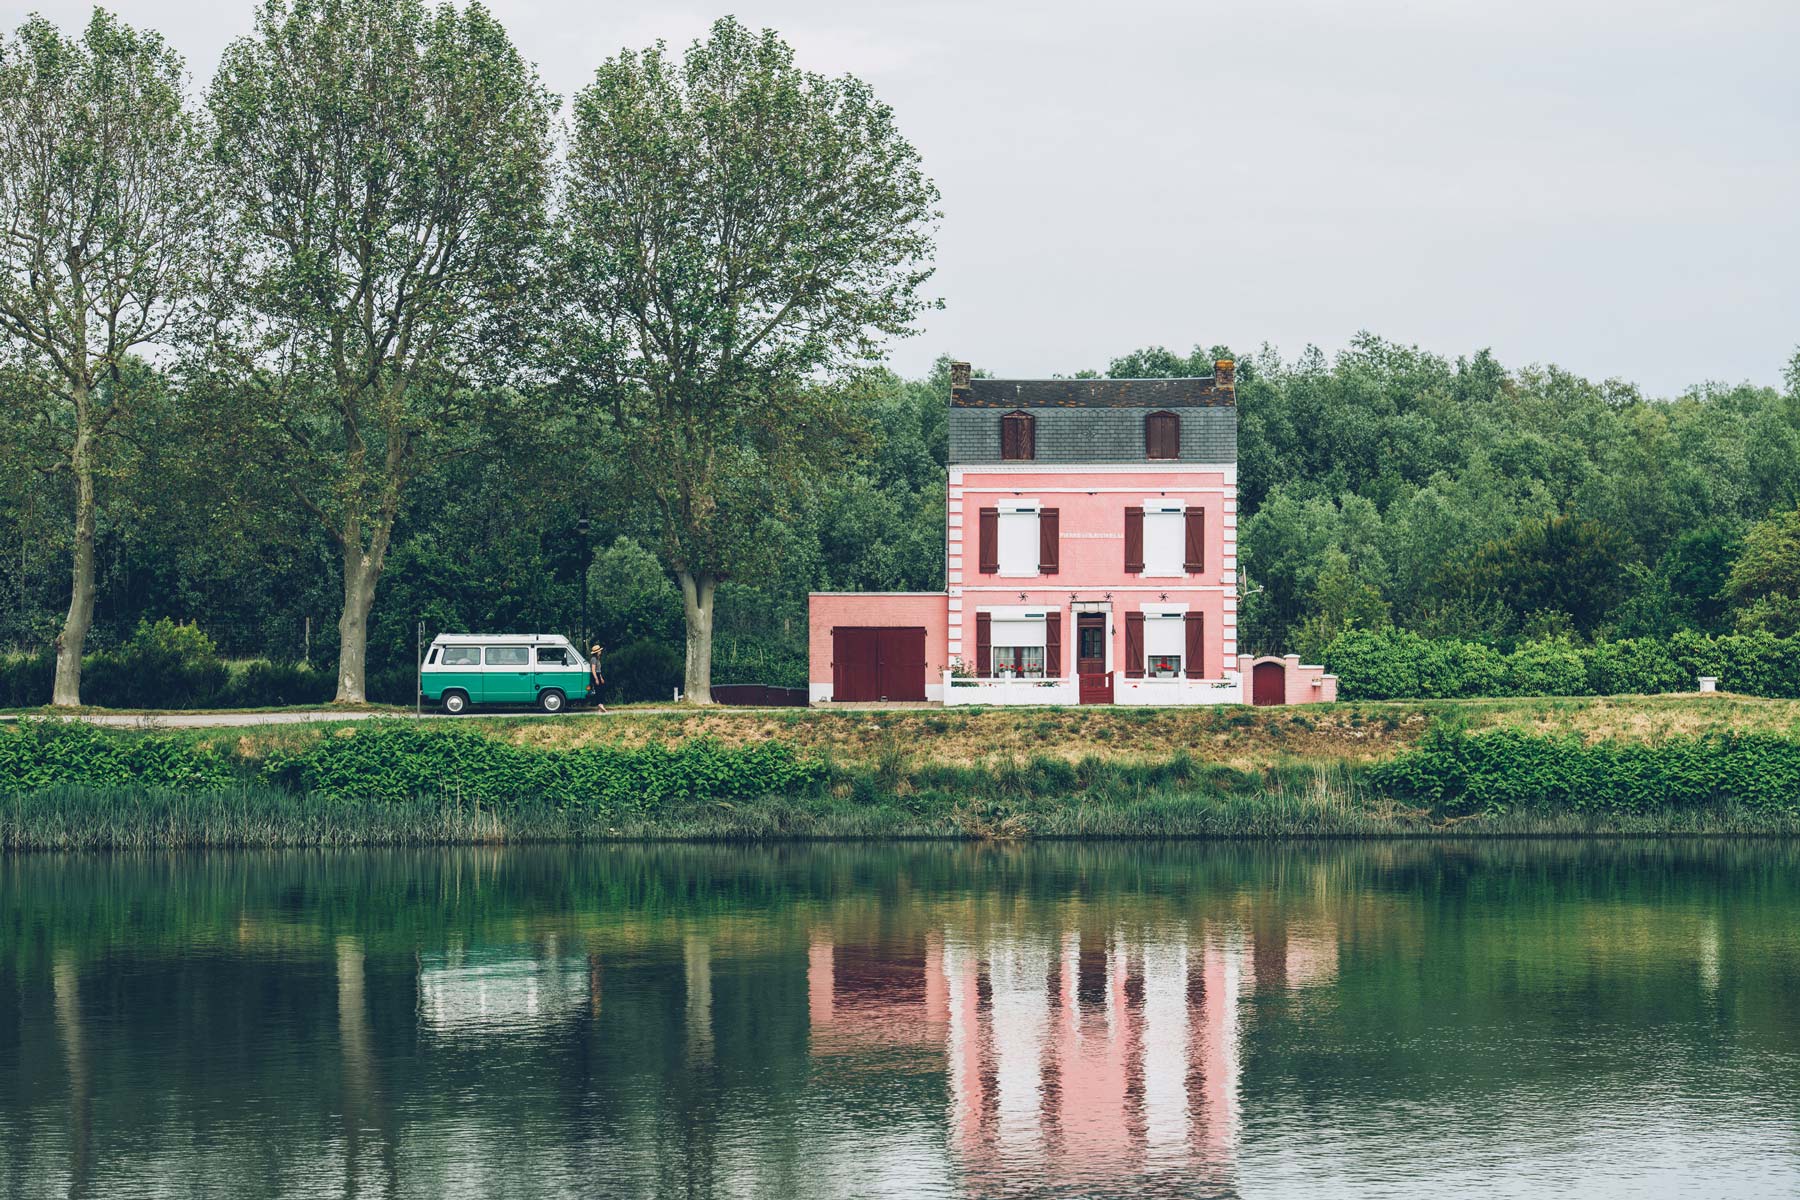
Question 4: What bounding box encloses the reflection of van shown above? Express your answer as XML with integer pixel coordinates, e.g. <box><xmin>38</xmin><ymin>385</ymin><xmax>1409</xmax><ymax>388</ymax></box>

<box><xmin>420</xmin><ymin>634</ymin><xmax>589</xmax><ymax>714</ymax></box>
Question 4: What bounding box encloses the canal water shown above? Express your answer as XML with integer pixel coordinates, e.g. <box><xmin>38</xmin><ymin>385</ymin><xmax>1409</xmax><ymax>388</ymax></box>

<box><xmin>3</xmin><ymin>841</ymin><xmax>1798</xmax><ymax>1198</ymax></box>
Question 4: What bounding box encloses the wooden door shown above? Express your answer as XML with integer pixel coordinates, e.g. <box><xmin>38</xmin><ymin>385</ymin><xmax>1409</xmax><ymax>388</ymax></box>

<box><xmin>1077</xmin><ymin>613</ymin><xmax>1112</xmax><ymax>704</ymax></box>
<box><xmin>833</xmin><ymin>627</ymin><xmax>926</xmax><ymax>702</ymax></box>
<box><xmin>1252</xmin><ymin>660</ymin><xmax>1286</xmax><ymax>706</ymax></box>
<box><xmin>875</xmin><ymin>628</ymin><xmax>927</xmax><ymax>702</ymax></box>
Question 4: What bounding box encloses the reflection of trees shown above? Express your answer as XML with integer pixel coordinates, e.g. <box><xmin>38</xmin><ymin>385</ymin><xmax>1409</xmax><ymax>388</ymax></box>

<box><xmin>5</xmin><ymin>840</ymin><xmax>1800</xmax><ymax>1193</ymax></box>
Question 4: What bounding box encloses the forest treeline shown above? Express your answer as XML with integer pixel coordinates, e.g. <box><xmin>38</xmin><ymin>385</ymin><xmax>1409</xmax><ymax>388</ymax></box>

<box><xmin>5</xmin><ymin>6</ymin><xmax>1800</xmax><ymax>707</ymax></box>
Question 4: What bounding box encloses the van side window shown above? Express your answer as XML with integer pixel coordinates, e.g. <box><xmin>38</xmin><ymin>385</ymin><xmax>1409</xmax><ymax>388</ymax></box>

<box><xmin>485</xmin><ymin>646</ymin><xmax>529</xmax><ymax>666</ymax></box>
<box><xmin>427</xmin><ymin>647</ymin><xmax>441</xmax><ymax>665</ymax></box>
<box><xmin>442</xmin><ymin>646</ymin><xmax>480</xmax><ymax>666</ymax></box>
<box><xmin>537</xmin><ymin>647</ymin><xmax>572</xmax><ymax>665</ymax></box>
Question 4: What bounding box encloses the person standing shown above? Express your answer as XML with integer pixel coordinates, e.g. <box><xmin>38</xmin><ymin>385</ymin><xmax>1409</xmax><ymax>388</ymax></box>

<box><xmin>589</xmin><ymin>645</ymin><xmax>607</xmax><ymax>713</ymax></box>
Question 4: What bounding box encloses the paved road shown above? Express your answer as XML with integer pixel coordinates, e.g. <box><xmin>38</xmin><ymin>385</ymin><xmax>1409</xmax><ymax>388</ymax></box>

<box><xmin>1</xmin><ymin>708</ymin><xmax>589</xmax><ymax>728</ymax></box>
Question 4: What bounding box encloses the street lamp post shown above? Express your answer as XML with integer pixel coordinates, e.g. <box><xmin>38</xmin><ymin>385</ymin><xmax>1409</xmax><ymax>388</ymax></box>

<box><xmin>577</xmin><ymin>515</ymin><xmax>591</xmax><ymax>652</ymax></box>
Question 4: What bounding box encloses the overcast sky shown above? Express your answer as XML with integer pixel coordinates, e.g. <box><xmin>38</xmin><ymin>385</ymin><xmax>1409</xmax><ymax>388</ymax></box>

<box><xmin>16</xmin><ymin>0</ymin><xmax>1799</xmax><ymax>394</ymax></box>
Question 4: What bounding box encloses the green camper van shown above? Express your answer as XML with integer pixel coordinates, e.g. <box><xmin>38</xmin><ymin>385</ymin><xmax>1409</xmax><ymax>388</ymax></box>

<box><xmin>420</xmin><ymin>633</ymin><xmax>590</xmax><ymax>714</ymax></box>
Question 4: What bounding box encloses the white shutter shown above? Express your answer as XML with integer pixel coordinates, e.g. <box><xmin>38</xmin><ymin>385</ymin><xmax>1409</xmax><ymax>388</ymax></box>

<box><xmin>999</xmin><ymin>510</ymin><xmax>1040</xmax><ymax>576</ymax></box>
<box><xmin>1145</xmin><ymin>615</ymin><xmax>1184</xmax><ymax>657</ymax></box>
<box><xmin>991</xmin><ymin>616</ymin><xmax>1047</xmax><ymax>648</ymax></box>
<box><xmin>1144</xmin><ymin>511</ymin><xmax>1183</xmax><ymax>576</ymax></box>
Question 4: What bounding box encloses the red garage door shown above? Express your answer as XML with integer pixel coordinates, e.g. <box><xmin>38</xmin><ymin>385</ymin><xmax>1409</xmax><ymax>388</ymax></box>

<box><xmin>832</xmin><ymin>627</ymin><xmax>927</xmax><ymax>702</ymax></box>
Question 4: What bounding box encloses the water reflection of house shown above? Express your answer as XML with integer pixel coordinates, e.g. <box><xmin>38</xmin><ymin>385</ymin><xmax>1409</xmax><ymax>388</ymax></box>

<box><xmin>807</xmin><ymin>921</ymin><xmax>1338</xmax><ymax>1187</ymax></box>
<box><xmin>417</xmin><ymin>937</ymin><xmax>595</xmax><ymax>1034</ymax></box>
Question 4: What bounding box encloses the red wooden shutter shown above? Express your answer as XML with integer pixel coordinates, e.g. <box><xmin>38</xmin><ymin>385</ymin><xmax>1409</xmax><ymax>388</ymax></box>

<box><xmin>1146</xmin><ymin>411</ymin><xmax>1179</xmax><ymax>459</ymax></box>
<box><xmin>1184</xmin><ymin>612</ymin><xmax>1204</xmax><ymax>678</ymax></box>
<box><xmin>1124</xmin><ymin>507</ymin><xmax>1144</xmax><ymax>573</ymax></box>
<box><xmin>1046</xmin><ymin>611</ymin><xmax>1062</xmax><ymax>678</ymax></box>
<box><xmin>1001</xmin><ymin>412</ymin><xmax>1035</xmax><ymax>460</ymax></box>
<box><xmin>1125</xmin><ymin>613</ymin><xmax>1145</xmax><ymax>678</ymax></box>
<box><xmin>1184</xmin><ymin>508</ymin><xmax>1205</xmax><ymax>572</ymax></box>
<box><xmin>975</xmin><ymin>612</ymin><xmax>992</xmax><ymax>677</ymax></box>
<box><xmin>978</xmin><ymin>508</ymin><xmax>999</xmax><ymax>574</ymax></box>
<box><xmin>1039</xmin><ymin>508</ymin><xmax>1059</xmax><ymax>574</ymax></box>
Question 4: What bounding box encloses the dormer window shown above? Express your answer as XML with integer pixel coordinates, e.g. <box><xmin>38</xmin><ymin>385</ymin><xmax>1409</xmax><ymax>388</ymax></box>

<box><xmin>1146</xmin><ymin>411</ymin><xmax>1180</xmax><ymax>459</ymax></box>
<box><xmin>1001</xmin><ymin>410</ymin><xmax>1035</xmax><ymax>460</ymax></box>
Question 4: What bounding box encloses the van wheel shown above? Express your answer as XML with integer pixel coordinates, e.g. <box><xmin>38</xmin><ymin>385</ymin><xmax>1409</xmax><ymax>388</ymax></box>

<box><xmin>538</xmin><ymin>688</ymin><xmax>565</xmax><ymax>714</ymax></box>
<box><xmin>442</xmin><ymin>690</ymin><xmax>469</xmax><ymax>715</ymax></box>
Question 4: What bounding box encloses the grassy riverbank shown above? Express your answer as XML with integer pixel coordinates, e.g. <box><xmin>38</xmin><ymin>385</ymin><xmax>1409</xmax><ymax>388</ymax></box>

<box><xmin>6</xmin><ymin>696</ymin><xmax>1800</xmax><ymax>848</ymax></box>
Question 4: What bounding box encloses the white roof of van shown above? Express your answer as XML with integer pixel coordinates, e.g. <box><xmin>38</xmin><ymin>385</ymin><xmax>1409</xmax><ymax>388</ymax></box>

<box><xmin>430</xmin><ymin>633</ymin><xmax>575</xmax><ymax>644</ymax></box>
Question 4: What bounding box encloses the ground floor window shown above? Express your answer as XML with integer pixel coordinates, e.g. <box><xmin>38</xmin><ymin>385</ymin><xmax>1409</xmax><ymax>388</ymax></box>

<box><xmin>1145</xmin><ymin>614</ymin><xmax>1185</xmax><ymax>677</ymax></box>
<box><xmin>993</xmin><ymin>645</ymin><xmax>1046</xmax><ymax>678</ymax></box>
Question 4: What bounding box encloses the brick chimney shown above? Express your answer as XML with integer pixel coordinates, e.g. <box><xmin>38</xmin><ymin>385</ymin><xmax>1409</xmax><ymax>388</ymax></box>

<box><xmin>949</xmin><ymin>360</ymin><xmax>972</xmax><ymax>400</ymax></box>
<box><xmin>1214</xmin><ymin>358</ymin><xmax>1235</xmax><ymax>391</ymax></box>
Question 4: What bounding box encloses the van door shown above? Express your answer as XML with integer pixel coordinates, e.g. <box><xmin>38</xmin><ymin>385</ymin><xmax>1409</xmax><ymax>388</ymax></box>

<box><xmin>535</xmin><ymin>645</ymin><xmax>585</xmax><ymax>701</ymax></box>
<box><xmin>438</xmin><ymin>645</ymin><xmax>483</xmax><ymax>702</ymax></box>
<box><xmin>483</xmin><ymin>645</ymin><xmax>534</xmax><ymax>703</ymax></box>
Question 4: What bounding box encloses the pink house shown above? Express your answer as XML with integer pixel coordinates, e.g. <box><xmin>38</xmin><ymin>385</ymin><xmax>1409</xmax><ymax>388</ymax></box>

<box><xmin>809</xmin><ymin>360</ymin><xmax>1336</xmax><ymax>705</ymax></box>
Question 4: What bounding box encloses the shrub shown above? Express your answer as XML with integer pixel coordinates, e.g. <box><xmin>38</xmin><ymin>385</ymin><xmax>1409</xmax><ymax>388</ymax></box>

<box><xmin>0</xmin><ymin>653</ymin><xmax>53</xmax><ymax>708</ymax></box>
<box><xmin>216</xmin><ymin>662</ymin><xmax>337</xmax><ymax>708</ymax></box>
<box><xmin>85</xmin><ymin>619</ymin><xmax>230</xmax><ymax>709</ymax></box>
<box><xmin>604</xmin><ymin>639</ymin><xmax>683</xmax><ymax>703</ymax></box>
<box><xmin>0</xmin><ymin>721</ymin><xmax>238</xmax><ymax>791</ymax></box>
<box><xmin>1502</xmin><ymin>638</ymin><xmax>1590</xmax><ymax>697</ymax></box>
<box><xmin>1372</xmin><ymin>723</ymin><xmax>1800</xmax><ymax>816</ymax></box>
<box><xmin>258</xmin><ymin>724</ymin><xmax>825</xmax><ymax>812</ymax></box>
<box><xmin>1326</xmin><ymin>628</ymin><xmax>1800</xmax><ymax>701</ymax></box>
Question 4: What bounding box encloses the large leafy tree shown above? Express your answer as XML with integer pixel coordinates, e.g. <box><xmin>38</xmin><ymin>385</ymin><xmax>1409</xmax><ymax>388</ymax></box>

<box><xmin>0</xmin><ymin>9</ymin><xmax>211</xmax><ymax>705</ymax></box>
<box><xmin>559</xmin><ymin>17</ymin><xmax>939</xmax><ymax>702</ymax></box>
<box><xmin>1724</xmin><ymin>503</ymin><xmax>1800</xmax><ymax>636</ymax></box>
<box><xmin>206</xmin><ymin>0</ymin><xmax>553</xmax><ymax>702</ymax></box>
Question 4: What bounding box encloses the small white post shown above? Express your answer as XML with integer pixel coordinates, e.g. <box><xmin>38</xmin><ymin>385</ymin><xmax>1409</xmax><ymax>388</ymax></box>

<box><xmin>1697</xmin><ymin>676</ymin><xmax>1717</xmax><ymax>693</ymax></box>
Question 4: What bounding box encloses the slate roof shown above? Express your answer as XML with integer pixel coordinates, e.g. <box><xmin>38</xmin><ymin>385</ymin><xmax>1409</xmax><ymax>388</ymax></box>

<box><xmin>954</xmin><ymin>377</ymin><xmax>1233</xmax><ymax>409</ymax></box>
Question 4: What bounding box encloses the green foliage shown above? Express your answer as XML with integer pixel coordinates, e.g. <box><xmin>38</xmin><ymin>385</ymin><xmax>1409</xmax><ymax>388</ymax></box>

<box><xmin>205</xmin><ymin>0</ymin><xmax>556</xmax><ymax>701</ymax></box>
<box><xmin>1373</xmin><ymin>724</ymin><xmax>1800</xmax><ymax>816</ymax></box>
<box><xmin>1</xmin><ymin>720</ymin><xmax>827</xmax><ymax>818</ymax></box>
<box><xmin>558</xmin><ymin>16</ymin><xmax>939</xmax><ymax>698</ymax></box>
<box><xmin>0</xmin><ymin>721</ymin><xmax>237</xmax><ymax>791</ymax></box>
<box><xmin>1452</xmin><ymin>515</ymin><xmax>1630</xmax><ymax>638</ymax></box>
<box><xmin>603</xmin><ymin>639</ymin><xmax>683</xmax><ymax>703</ymax></box>
<box><xmin>1325</xmin><ymin>626</ymin><xmax>1800</xmax><ymax>700</ymax></box>
<box><xmin>1725</xmin><ymin>503</ymin><xmax>1800</xmax><ymax>635</ymax></box>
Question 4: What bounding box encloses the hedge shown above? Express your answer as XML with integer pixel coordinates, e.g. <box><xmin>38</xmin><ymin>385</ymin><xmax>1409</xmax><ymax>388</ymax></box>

<box><xmin>1371</xmin><ymin>723</ymin><xmax>1800</xmax><ymax>816</ymax></box>
<box><xmin>1324</xmin><ymin>627</ymin><xmax>1800</xmax><ymax>700</ymax></box>
<box><xmin>0</xmin><ymin>721</ymin><xmax>825</xmax><ymax>817</ymax></box>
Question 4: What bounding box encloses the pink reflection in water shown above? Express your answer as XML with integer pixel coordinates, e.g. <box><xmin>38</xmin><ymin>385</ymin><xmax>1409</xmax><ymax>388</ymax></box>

<box><xmin>807</xmin><ymin>920</ymin><xmax>1338</xmax><ymax>1190</ymax></box>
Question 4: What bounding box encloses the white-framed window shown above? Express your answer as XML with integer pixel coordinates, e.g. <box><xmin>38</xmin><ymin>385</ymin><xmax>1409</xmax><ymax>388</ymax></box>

<box><xmin>1143</xmin><ymin>500</ymin><xmax>1185</xmax><ymax>576</ymax></box>
<box><xmin>991</xmin><ymin>612</ymin><xmax>1048</xmax><ymax>678</ymax></box>
<box><xmin>441</xmin><ymin>646</ymin><xmax>480</xmax><ymax>667</ymax></box>
<box><xmin>1145</xmin><ymin>611</ymin><xmax>1185</xmax><ymax>678</ymax></box>
<box><xmin>998</xmin><ymin>500</ymin><xmax>1040</xmax><ymax>577</ymax></box>
<box><xmin>485</xmin><ymin>646</ymin><xmax>529</xmax><ymax>666</ymax></box>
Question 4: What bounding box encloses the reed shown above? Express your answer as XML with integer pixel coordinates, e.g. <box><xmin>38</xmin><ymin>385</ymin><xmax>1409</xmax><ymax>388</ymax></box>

<box><xmin>9</xmin><ymin>761</ymin><xmax>1799</xmax><ymax>851</ymax></box>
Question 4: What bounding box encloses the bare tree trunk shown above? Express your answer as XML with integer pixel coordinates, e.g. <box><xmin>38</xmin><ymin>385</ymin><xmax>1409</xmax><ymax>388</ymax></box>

<box><xmin>336</xmin><ymin>539</ymin><xmax>381</xmax><ymax>704</ymax></box>
<box><xmin>52</xmin><ymin>418</ymin><xmax>97</xmax><ymax>708</ymax></box>
<box><xmin>678</xmin><ymin>570</ymin><xmax>716</xmax><ymax>704</ymax></box>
